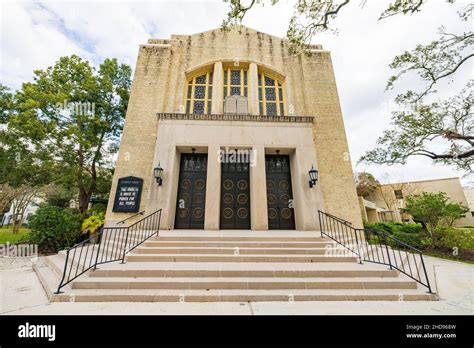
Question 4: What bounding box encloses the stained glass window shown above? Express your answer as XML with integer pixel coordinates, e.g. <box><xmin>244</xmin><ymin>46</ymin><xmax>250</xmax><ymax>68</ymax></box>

<box><xmin>195</xmin><ymin>86</ymin><xmax>205</xmax><ymax>99</ymax></box>
<box><xmin>266</xmin><ymin>103</ymin><xmax>277</xmax><ymax>116</ymax></box>
<box><xmin>195</xmin><ymin>75</ymin><xmax>206</xmax><ymax>84</ymax></box>
<box><xmin>230</xmin><ymin>86</ymin><xmax>241</xmax><ymax>96</ymax></box>
<box><xmin>265</xmin><ymin>88</ymin><xmax>276</xmax><ymax>101</ymax></box>
<box><xmin>223</xmin><ymin>68</ymin><xmax>248</xmax><ymax>108</ymax></box>
<box><xmin>264</xmin><ymin>76</ymin><xmax>275</xmax><ymax>86</ymax></box>
<box><xmin>185</xmin><ymin>70</ymin><xmax>213</xmax><ymax>114</ymax></box>
<box><xmin>230</xmin><ymin>70</ymin><xmax>240</xmax><ymax>85</ymax></box>
<box><xmin>258</xmin><ymin>72</ymin><xmax>285</xmax><ymax>116</ymax></box>
<box><xmin>193</xmin><ymin>101</ymin><xmax>204</xmax><ymax>114</ymax></box>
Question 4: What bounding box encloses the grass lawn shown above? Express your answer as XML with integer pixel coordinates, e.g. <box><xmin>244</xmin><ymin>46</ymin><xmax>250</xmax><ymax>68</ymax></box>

<box><xmin>0</xmin><ymin>227</ymin><xmax>29</xmax><ymax>244</ymax></box>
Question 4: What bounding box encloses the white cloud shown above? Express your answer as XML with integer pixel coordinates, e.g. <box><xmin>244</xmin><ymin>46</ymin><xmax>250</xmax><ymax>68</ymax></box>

<box><xmin>1</xmin><ymin>0</ymin><xmax>471</xmax><ymax>185</ymax></box>
<box><xmin>0</xmin><ymin>1</ymin><xmax>89</xmax><ymax>87</ymax></box>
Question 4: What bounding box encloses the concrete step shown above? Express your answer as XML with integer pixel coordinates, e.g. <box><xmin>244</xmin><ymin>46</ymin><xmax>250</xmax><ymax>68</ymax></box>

<box><xmin>143</xmin><ymin>241</ymin><xmax>335</xmax><ymax>248</ymax></box>
<box><xmin>32</xmin><ymin>257</ymin><xmax>70</xmax><ymax>301</ymax></box>
<box><xmin>43</xmin><ymin>254</ymin><xmax>68</xmax><ymax>277</ymax></box>
<box><xmin>125</xmin><ymin>254</ymin><xmax>358</xmax><ymax>263</ymax></box>
<box><xmin>149</xmin><ymin>236</ymin><xmax>326</xmax><ymax>242</ymax></box>
<box><xmin>71</xmin><ymin>276</ymin><xmax>417</xmax><ymax>290</ymax></box>
<box><xmin>89</xmin><ymin>262</ymin><xmax>399</xmax><ymax>278</ymax></box>
<box><xmin>31</xmin><ymin>229</ymin><xmax>437</xmax><ymax>303</ymax></box>
<box><xmin>54</xmin><ymin>288</ymin><xmax>437</xmax><ymax>302</ymax></box>
<box><xmin>133</xmin><ymin>246</ymin><xmax>336</xmax><ymax>255</ymax></box>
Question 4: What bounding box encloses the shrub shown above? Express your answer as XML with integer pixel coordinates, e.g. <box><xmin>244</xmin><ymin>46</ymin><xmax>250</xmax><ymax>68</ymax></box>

<box><xmin>365</xmin><ymin>222</ymin><xmax>393</xmax><ymax>234</ymax></box>
<box><xmin>390</xmin><ymin>231</ymin><xmax>430</xmax><ymax>249</ymax></box>
<box><xmin>89</xmin><ymin>203</ymin><xmax>107</xmax><ymax>214</ymax></box>
<box><xmin>364</xmin><ymin>222</ymin><xmax>423</xmax><ymax>235</ymax></box>
<box><xmin>394</xmin><ymin>223</ymin><xmax>424</xmax><ymax>234</ymax></box>
<box><xmin>28</xmin><ymin>206</ymin><xmax>81</xmax><ymax>252</ymax></box>
<box><xmin>405</xmin><ymin>192</ymin><xmax>469</xmax><ymax>235</ymax></box>
<box><xmin>437</xmin><ymin>227</ymin><xmax>474</xmax><ymax>251</ymax></box>
<box><xmin>81</xmin><ymin>212</ymin><xmax>105</xmax><ymax>235</ymax></box>
<box><xmin>364</xmin><ymin>222</ymin><xmax>427</xmax><ymax>248</ymax></box>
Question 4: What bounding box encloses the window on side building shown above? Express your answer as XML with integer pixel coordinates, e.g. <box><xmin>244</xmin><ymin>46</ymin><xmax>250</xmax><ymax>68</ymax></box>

<box><xmin>394</xmin><ymin>189</ymin><xmax>404</xmax><ymax>199</ymax></box>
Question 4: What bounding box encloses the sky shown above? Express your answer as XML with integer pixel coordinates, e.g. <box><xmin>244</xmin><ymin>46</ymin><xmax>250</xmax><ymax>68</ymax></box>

<box><xmin>1</xmin><ymin>0</ymin><xmax>472</xmax><ymax>186</ymax></box>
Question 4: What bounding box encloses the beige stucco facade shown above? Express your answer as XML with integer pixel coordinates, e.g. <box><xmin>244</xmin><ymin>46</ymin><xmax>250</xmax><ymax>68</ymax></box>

<box><xmin>359</xmin><ymin>177</ymin><xmax>474</xmax><ymax>227</ymax></box>
<box><xmin>105</xmin><ymin>26</ymin><xmax>362</xmax><ymax>230</ymax></box>
<box><xmin>464</xmin><ymin>187</ymin><xmax>474</xmax><ymax>217</ymax></box>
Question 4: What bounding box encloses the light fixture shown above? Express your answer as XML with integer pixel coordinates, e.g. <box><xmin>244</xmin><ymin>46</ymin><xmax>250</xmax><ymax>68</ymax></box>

<box><xmin>275</xmin><ymin>150</ymin><xmax>282</xmax><ymax>168</ymax></box>
<box><xmin>308</xmin><ymin>165</ymin><xmax>318</xmax><ymax>188</ymax></box>
<box><xmin>154</xmin><ymin>162</ymin><xmax>163</xmax><ymax>185</ymax></box>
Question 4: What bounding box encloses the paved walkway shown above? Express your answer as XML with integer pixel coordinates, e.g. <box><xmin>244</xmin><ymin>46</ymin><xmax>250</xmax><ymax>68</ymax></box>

<box><xmin>0</xmin><ymin>255</ymin><xmax>472</xmax><ymax>315</ymax></box>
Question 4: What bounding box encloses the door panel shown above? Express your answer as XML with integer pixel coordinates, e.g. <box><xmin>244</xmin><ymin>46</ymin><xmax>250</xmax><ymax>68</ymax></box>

<box><xmin>220</xmin><ymin>160</ymin><xmax>251</xmax><ymax>229</ymax></box>
<box><xmin>175</xmin><ymin>153</ymin><xmax>208</xmax><ymax>229</ymax></box>
<box><xmin>265</xmin><ymin>155</ymin><xmax>295</xmax><ymax>230</ymax></box>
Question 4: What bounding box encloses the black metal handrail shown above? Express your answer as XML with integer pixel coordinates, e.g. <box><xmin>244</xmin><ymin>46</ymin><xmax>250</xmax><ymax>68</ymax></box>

<box><xmin>55</xmin><ymin>209</ymin><xmax>162</xmax><ymax>294</ymax></box>
<box><xmin>318</xmin><ymin>210</ymin><xmax>432</xmax><ymax>293</ymax></box>
<box><xmin>116</xmin><ymin>210</ymin><xmax>145</xmax><ymax>225</ymax></box>
<box><xmin>322</xmin><ymin>212</ymin><xmax>352</xmax><ymax>226</ymax></box>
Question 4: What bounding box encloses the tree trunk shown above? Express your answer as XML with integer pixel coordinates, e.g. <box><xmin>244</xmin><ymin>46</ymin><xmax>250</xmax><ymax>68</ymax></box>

<box><xmin>79</xmin><ymin>187</ymin><xmax>91</xmax><ymax>214</ymax></box>
<box><xmin>77</xmin><ymin>132</ymin><xmax>103</xmax><ymax>214</ymax></box>
<box><xmin>11</xmin><ymin>201</ymin><xmax>18</xmax><ymax>234</ymax></box>
<box><xmin>12</xmin><ymin>216</ymin><xmax>18</xmax><ymax>234</ymax></box>
<box><xmin>11</xmin><ymin>189</ymin><xmax>37</xmax><ymax>234</ymax></box>
<box><xmin>412</xmin><ymin>218</ymin><xmax>427</xmax><ymax>231</ymax></box>
<box><xmin>13</xmin><ymin>212</ymin><xmax>23</xmax><ymax>234</ymax></box>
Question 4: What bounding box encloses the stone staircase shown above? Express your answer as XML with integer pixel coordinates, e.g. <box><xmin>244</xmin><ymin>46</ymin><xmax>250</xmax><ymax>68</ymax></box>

<box><xmin>33</xmin><ymin>230</ymin><xmax>437</xmax><ymax>302</ymax></box>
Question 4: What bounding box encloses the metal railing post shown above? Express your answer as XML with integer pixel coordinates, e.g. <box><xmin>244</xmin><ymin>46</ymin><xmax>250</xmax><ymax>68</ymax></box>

<box><xmin>318</xmin><ymin>210</ymin><xmax>323</xmax><ymax>238</ymax></box>
<box><xmin>419</xmin><ymin>253</ymin><xmax>432</xmax><ymax>293</ymax></box>
<box><xmin>93</xmin><ymin>229</ymin><xmax>103</xmax><ymax>270</ymax></box>
<box><xmin>353</xmin><ymin>228</ymin><xmax>363</xmax><ymax>264</ymax></box>
<box><xmin>121</xmin><ymin>226</ymin><xmax>130</xmax><ymax>263</ymax></box>
<box><xmin>381</xmin><ymin>231</ymin><xmax>393</xmax><ymax>270</ymax></box>
<box><xmin>157</xmin><ymin>210</ymin><xmax>162</xmax><ymax>236</ymax></box>
<box><xmin>55</xmin><ymin>249</ymin><xmax>70</xmax><ymax>294</ymax></box>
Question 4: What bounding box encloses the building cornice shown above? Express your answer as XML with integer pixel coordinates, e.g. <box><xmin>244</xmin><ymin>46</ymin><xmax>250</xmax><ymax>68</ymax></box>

<box><xmin>157</xmin><ymin>113</ymin><xmax>314</xmax><ymax>123</ymax></box>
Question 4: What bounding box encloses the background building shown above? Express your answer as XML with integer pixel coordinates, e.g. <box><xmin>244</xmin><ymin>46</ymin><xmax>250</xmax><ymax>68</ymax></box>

<box><xmin>463</xmin><ymin>187</ymin><xmax>474</xmax><ymax>221</ymax></box>
<box><xmin>359</xmin><ymin>177</ymin><xmax>474</xmax><ymax>227</ymax></box>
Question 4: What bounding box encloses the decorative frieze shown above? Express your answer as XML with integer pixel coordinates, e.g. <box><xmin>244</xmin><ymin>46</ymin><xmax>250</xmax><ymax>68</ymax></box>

<box><xmin>157</xmin><ymin>113</ymin><xmax>314</xmax><ymax>123</ymax></box>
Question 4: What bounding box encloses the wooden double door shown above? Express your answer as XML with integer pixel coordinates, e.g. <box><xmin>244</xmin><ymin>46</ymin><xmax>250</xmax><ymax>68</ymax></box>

<box><xmin>265</xmin><ymin>155</ymin><xmax>295</xmax><ymax>230</ymax></box>
<box><xmin>174</xmin><ymin>153</ymin><xmax>208</xmax><ymax>229</ymax></box>
<box><xmin>220</xmin><ymin>160</ymin><xmax>251</xmax><ymax>229</ymax></box>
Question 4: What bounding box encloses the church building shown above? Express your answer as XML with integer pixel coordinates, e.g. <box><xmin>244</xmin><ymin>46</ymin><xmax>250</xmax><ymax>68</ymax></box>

<box><xmin>105</xmin><ymin>26</ymin><xmax>362</xmax><ymax>230</ymax></box>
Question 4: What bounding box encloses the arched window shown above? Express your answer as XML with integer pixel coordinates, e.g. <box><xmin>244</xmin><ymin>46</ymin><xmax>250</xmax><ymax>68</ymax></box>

<box><xmin>184</xmin><ymin>63</ymin><xmax>287</xmax><ymax>116</ymax></box>
<box><xmin>185</xmin><ymin>70</ymin><xmax>213</xmax><ymax>114</ymax></box>
<box><xmin>258</xmin><ymin>73</ymin><xmax>285</xmax><ymax>116</ymax></box>
<box><xmin>223</xmin><ymin>67</ymin><xmax>248</xmax><ymax>108</ymax></box>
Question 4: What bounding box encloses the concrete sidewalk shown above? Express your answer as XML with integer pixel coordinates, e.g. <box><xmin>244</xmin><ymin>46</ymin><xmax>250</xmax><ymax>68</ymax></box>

<box><xmin>0</xmin><ymin>255</ymin><xmax>472</xmax><ymax>315</ymax></box>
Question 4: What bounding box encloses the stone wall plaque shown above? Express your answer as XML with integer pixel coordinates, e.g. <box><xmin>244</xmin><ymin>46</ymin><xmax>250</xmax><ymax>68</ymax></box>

<box><xmin>112</xmin><ymin>176</ymin><xmax>143</xmax><ymax>213</ymax></box>
<box><xmin>224</xmin><ymin>95</ymin><xmax>249</xmax><ymax>115</ymax></box>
